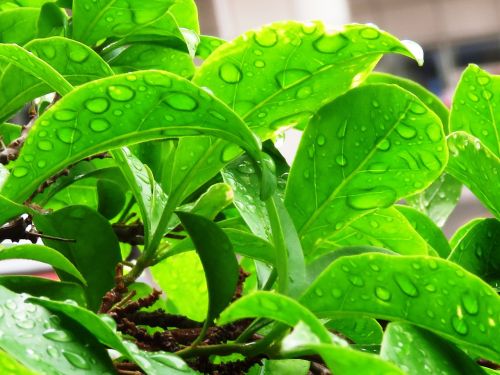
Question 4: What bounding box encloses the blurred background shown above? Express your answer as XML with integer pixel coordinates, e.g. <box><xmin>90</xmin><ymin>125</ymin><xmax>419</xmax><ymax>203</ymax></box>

<box><xmin>195</xmin><ymin>0</ymin><xmax>494</xmax><ymax>236</ymax></box>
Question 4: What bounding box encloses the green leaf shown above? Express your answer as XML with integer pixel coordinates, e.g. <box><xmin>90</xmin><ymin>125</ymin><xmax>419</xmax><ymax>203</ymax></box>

<box><xmin>0</xmin><ymin>122</ymin><xmax>21</xmax><ymax>143</ymax></box>
<box><xmin>168</xmin><ymin>21</ymin><xmax>423</xmax><ymax>201</ymax></box>
<box><xmin>450</xmin><ymin>64</ymin><xmax>500</xmax><ymax>157</ymax></box>
<box><xmin>281</xmin><ymin>322</ymin><xmax>404</xmax><ymax>375</ymax></box>
<box><xmin>96</xmin><ymin>178</ymin><xmax>126</xmax><ymax>219</ymax></box>
<box><xmin>365</xmin><ymin>72</ymin><xmax>449</xmax><ymax>132</ymax></box>
<box><xmin>285</xmin><ymin>84</ymin><xmax>447</xmax><ymax>253</ymax></box>
<box><xmin>177</xmin><ymin>212</ymin><xmax>239</xmax><ymax>324</ymax></box>
<box><xmin>33</xmin><ymin>205</ymin><xmax>121</xmax><ymax>311</ymax></box>
<box><xmin>300</xmin><ymin>253</ymin><xmax>500</xmax><ymax>363</ymax></box>
<box><xmin>0</xmin><ymin>286</ymin><xmax>114</xmax><ymax>373</ymax></box>
<box><xmin>196</xmin><ymin>35</ymin><xmax>225</xmax><ymax>60</ymax></box>
<box><xmin>311</xmin><ymin>207</ymin><xmax>430</xmax><ymax>260</ymax></box>
<box><xmin>72</xmin><ymin>0</ymin><xmax>200</xmax><ymax>48</ymax></box>
<box><xmin>406</xmin><ymin>173</ymin><xmax>462</xmax><ymax>227</ymax></box>
<box><xmin>0</xmin><ymin>244</ymin><xmax>86</xmax><ymax>284</ymax></box>
<box><xmin>0</xmin><ymin>349</ymin><xmax>36</xmax><ymax>375</ymax></box>
<box><xmin>449</xmin><ymin>218</ymin><xmax>484</xmax><ymax>249</ymax></box>
<box><xmin>248</xmin><ymin>359</ymin><xmax>309</xmax><ymax>375</ymax></box>
<box><xmin>0</xmin><ymin>275</ymin><xmax>86</xmax><ymax>305</ymax></box>
<box><xmin>109</xmin><ymin>43</ymin><xmax>195</xmax><ymax>79</ymax></box>
<box><xmin>326</xmin><ymin>317</ymin><xmax>383</xmax><ymax>345</ymax></box>
<box><xmin>188</xmin><ymin>182</ymin><xmax>233</xmax><ymax>220</ymax></box>
<box><xmin>0</xmin><ymin>37</ymin><xmax>114</xmax><ymax>123</ymax></box>
<box><xmin>448</xmin><ymin>218</ymin><xmax>500</xmax><ymax>286</ymax></box>
<box><xmin>447</xmin><ymin>132</ymin><xmax>500</xmax><ymax>218</ymax></box>
<box><xmin>113</xmin><ymin>148</ymin><xmax>168</xmax><ymax>246</ymax></box>
<box><xmin>218</xmin><ymin>291</ymin><xmax>332</xmax><ymax>343</ymax></box>
<box><xmin>0</xmin><ymin>8</ymin><xmax>40</xmax><ymax>44</ymax></box>
<box><xmin>396</xmin><ymin>205</ymin><xmax>451</xmax><ymax>258</ymax></box>
<box><xmin>0</xmin><ymin>71</ymin><xmax>262</xmax><ymax>207</ymax></box>
<box><xmin>381</xmin><ymin>322</ymin><xmax>487</xmax><ymax>375</ymax></box>
<box><xmin>37</xmin><ymin>2</ymin><xmax>66</xmax><ymax>38</ymax></box>
<box><xmin>28</xmin><ymin>297</ymin><xmax>194</xmax><ymax>374</ymax></box>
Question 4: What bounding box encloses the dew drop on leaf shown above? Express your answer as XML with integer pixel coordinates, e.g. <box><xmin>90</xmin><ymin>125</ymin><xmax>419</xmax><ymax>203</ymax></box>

<box><xmin>467</xmin><ymin>92</ymin><xmax>479</xmax><ymax>102</ymax></box>
<box><xmin>43</xmin><ymin>329</ymin><xmax>72</xmax><ymax>342</ymax></box>
<box><xmin>89</xmin><ymin>119</ymin><xmax>111</xmax><ymax>133</ymax></box>
<box><xmin>335</xmin><ymin>154</ymin><xmax>347</xmax><ymax>166</ymax></box>
<box><xmin>313</xmin><ymin>33</ymin><xmax>349</xmax><ymax>54</ymax></box>
<box><xmin>461</xmin><ymin>292</ymin><xmax>479</xmax><ymax>315</ymax></box>
<box><xmin>393</xmin><ymin>273</ymin><xmax>419</xmax><ymax>297</ymax></box>
<box><xmin>164</xmin><ymin>92</ymin><xmax>198</xmax><ymax>111</ymax></box>
<box><xmin>316</xmin><ymin>135</ymin><xmax>326</xmax><ymax>146</ymax></box>
<box><xmin>254</xmin><ymin>28</ymin><xmax>278</xmax><ymax>47</ymax></box>
<box><xmin>37</xmin><ymin>160</ymin><xmax>47</xmax><ymax>168</ymax></box>
<box><xmin>451</xmin><ymin>316</ymin><xmax>468</xmax><ymax>335</ymax></box>
<box><xmin>348</xmin><ymin>275</ymin><xmax>364</xmax><ymax>287</ymax></box>
<box><xmin>12</xmin><ymin>167</ymin><xmax>28</xmax><ymax>178</ymax></box>
<box><xmin>54</xmin><ymin>110</ymin><xmax>77</xmax><ymax>121</ymax></box>
<box><xmin>62</xmin><ymin>351</ymin><xmax>90</xmax><ymax>369</ymax></box>
<box><xmin>376</xmin><ymin>138</ymin><xmax>391</xmax><ymax>151</ymax></box>
<box><xmin>476</xmin><ymin>75</ymin><xmax>490</xmax><ymax>86</ymax></box>
<box><xmin>107</xmin><ymin>85</ymin><xmax>135</xmax><ymax>101</ymax></box>
<box><xmin>15</xmin><ymin>319</ymin><xmax>35</xmax><ymax>329</ymax></box>
<box><xmin>254</xmin><ymin>60</ymin><xmax>265</xmax><ymax>68</ymax></box>
<box><xmin>57</xmin><ymin>127</ymin><xmax>82</xmax><ymax>144</ymax></box>
<box><xmin>46</xmin><ymin>346</ymin><xmax>59</xmax><ymax>358</ymax></box>
<box><xmin>396</xmin><ymin>123</ymin><xmax>417</xmax><ymax>139</ymax></box>
<box><xmin>275</xmin><ymin>69</ymin><xmax>311</xmax><ymax>89</ymax></box>
<box><xmin>360</xmin><ymin>27</ymin><xmax>380</xmax><ymax>40</ymax></box>
<box><xmin>85</xmin><ymin>97</ymin><xmax>110</xmax><ymax>114</ymax></box>
<box><xmin>219</xmin><ymin>62</ymin><xmax>243</xmax><ymax>84</ymax></box>
<box><xmin>296</xmin><ymin>86</ymin><xmax>313</xmax><ymax>99</ymax></box>
<box><xmin>41</xmin><ymin>45</ymin><xmax>56</xmax><ymax>59</ymax></box>
<box><xmin>346</xmin><ymin>187</ymin><xmax>396</xmax><ymax>210</ymax></box>
<box><xmin>375</xmin><ymin>286</ymin><xmax>391</xmax><ymax>301</ymax></box>
<box><xmin>331</xmin><ymin>288</ymin><xmax>343</xmax><ymax>298</ymax></box>
<box><xmin>37</xmin><ymin>140</ymin><xmax>54</xmax><ymax>151</ymax></box>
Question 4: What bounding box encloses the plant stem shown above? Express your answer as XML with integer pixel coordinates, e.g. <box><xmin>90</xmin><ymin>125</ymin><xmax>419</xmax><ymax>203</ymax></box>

<box><xmin>265</xmin><ymin>195</ymin><xmax>288</xmax><ymax>294</ymax></box>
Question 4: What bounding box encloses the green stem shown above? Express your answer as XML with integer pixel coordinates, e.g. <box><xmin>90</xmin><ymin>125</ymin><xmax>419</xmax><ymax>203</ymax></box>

<box><xmin>265</xmin><ymin>195</ymin><xmax>288</xmax><ymax>294</ymax></box>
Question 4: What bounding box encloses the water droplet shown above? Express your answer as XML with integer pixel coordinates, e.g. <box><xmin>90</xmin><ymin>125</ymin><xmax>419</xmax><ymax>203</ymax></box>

<box><xmin>57</xmin><ymin>127</ymin><xmax>82</xmax><ymax>144</ymax></box>
<box><xmin>396</xmin><ymin>124</ymin><xmax>417</xmax><ymax>139</ymax></box>
<box><xmin>313</xmin><ymin>32</ymin><xmax>349</xmax><ymax>53</ymax></box>
<box><xmin>451</xmin><ymin>316</ymin><xmax>468</xmax><ymax>335</ymax></box>
<box><xmin>315</xmin><ymin>288</ymin><xmax>324</xmax><ymax>297</ymax></box>
<box><xmin>426</xmin><ymin>123</ymin><xmax>442</xmax><ymax>142</ymax></box>
<box><xmin>331</xmin><ymin>288</ymin><xmax>342</xmax><ymax>298</ymax></box>
<box><xmin>482</xmin><ymin>90</ymin><xmax>493</xmax><ymax>100</ymax></box>
<box><xmin>275</xmin><ymin>69</ymin><xmax>311</xmax><ymax>89</ymax></box>
<box><xmin>68</xmin><ymin>47</ymin><xmax>89</xmax><ymax>63</ymax></box>
<box><xmin>375</xmin><ymin>286</ymin><xmax>391</xmax><ymax>301</ymax></box>
<box><xmin>219</xmin><ymin>62</ymin><xmax>242</xmax><ymax>83</ymax></box>
<box><xmin>107</xmin><ymin>85</ymin><xmax>135</xmax><ymax>101</ymax></box>
<box><xmin>89</xmin><ymin>118</ymin><xmax>111</xmax><ymax>133</ymax></box>
<box><xmin>348</xmin><ymin>275</ymin><xmax>364</xmax><ymax>287</ymax></box>
<box><xmin>254</xmin><ymin>28</ymin><xmax>278</xmax><ymax>47</ymax></box>
<box><xmin>208</xmin><ymin>110</ymin><xmax>226</xmax><ymax>121</ymax></box>
<box><xmin>410</xmin><ymin>103</ymin><xmax>426</xmax><ymax>114</ymax></box>
<box><xmin>54</xmin><ymin>110</ymin><xmax>77</xmax><ymax>122</ymax></box>
<box><xmin>47</xmin><ymin>346</ymin><xmax>59</xmax><ymax>358</ymax></box>
<box><xmin>85</xmin><ymin>97</ymin><xmax>110</xmax><ymax>114</ymax></box>
<box><xmin>372</xmin><ymin>100</ymin><xmax>380</xmax><ymax>108</ymax></box>
<box><xmin>237</xmin><ymin>160</ymin><xmax>255</xmax><ymax>174</ymax></box>
<box><xmin>296</xmin><ymin>86</ymin><xmax>313</xmax><ymax>99</ymax></box>
<box><xmin>394</xmin><ymin>273</ymin><xmax>419</xmax><ymax>297</ymax></box>
<box><xmin>63</xmin><ymin>351</ymin><xmax>90</xmax><ymax>369</ymax></box>
<box><xmin>144</xmin><ymin>73</ymin><xmax>172</xmax><ymax>87</ymax></box>
<box><xmin>377</xmin><ymin>139</ymin><xmax>391</xmax><ymax>151</ymax></box>
<box><xmin>221</xmin><ymin>144</ymin><xmax>241</xmax><ymax>163</ymax></box>
<box><xmin>16</xmin><ymin>319</ymin><xmax>35</xmax><ymax>329</ymax></box>
<box><xmin>12</xmin><ymin>167</ymin><xmax>28</xmax><ymax>178</ymax></box>
<box><xmin>43</xmin><ymin>329</ymin><xmax>72</xmax><ymax>342</ymax></box>
<box><xmin>424</xmin><ymin>284</ymin><xmax>436</xmax><ymax>293</ymax></box>
<box><xmin>105</xmin><ymin>16</ymin><xmax>114</xmax><ymax>22</ymax></box>
<box><xmin>38</xmin><ymin>140</ymin><xmax>53</xmax><ymax>151</ymax></box>
<box><xmin>346</xmin><ymin>187</ymin><xmax>396</xmax><ymax>210</ymax></box>
<box><xmin>360</xmin><ymin>27</ymin><xmax>380</xmax><ymax>40</ymax></box>
<box><xmin>164</xmin><ymin>92</ymin><xmax>198</xmax><ymax>111</ymax></box>
<box><xmin>468</xmin><ymin>92</ymin><xmax>479</xmax><ymax>102</ymax></box>
<box><xmin>41</xmin><ymin>45</ymin><xmax>56</xmax><ymax>59</ymax></box>
<box><xmin>316</xmin><ymin>135</ymin><xmax>326</xmax><ymax>146</ymax></box>
<box><xmin>254</xmin><ymin>60</ymin><xmax>265</xmax><ymax>68</ymax></box>
<box><xmin>37</xmin><ymin>160</ymin><xmax>47</xmax><ymax>168</ymax></box>
<box><xmin>335</xmin><ymin>155</ymin><xmax>347</xmax><ymax>166</ymax></box>
<box><xmin>476</xmin><ymin>75</ymin><xmax>490</xmax><ymax>86</ymax></box>
<box><xmin>461</xmin><ymin>293</ymin><xmax>479</xmax><ymax>315</ymax></box>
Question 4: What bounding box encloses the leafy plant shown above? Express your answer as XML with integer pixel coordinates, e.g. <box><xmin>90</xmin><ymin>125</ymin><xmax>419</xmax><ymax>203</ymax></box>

<box><xmin>0</xmin><ymin>1</ymin><xmax>498</xmax><ymax>374</ymax></box>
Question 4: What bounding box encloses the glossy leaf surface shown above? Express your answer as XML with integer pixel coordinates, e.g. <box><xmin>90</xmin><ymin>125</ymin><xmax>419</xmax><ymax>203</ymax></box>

<box><xmin>0</xmin><ymin>244</ymin><xmax>85</xmax><ymax>283</ymax></box>
<box><xmin>1</xmin><ymin>71</ymin><xmax>261</xmax><ymax>206</ymax></box>
<box><xmin>448</xmin><ymin>218</ymin><xmax>500</xmax><ymax>286</ymax></box>
<box><xmin>219</xmin><ymin>291</ymin><xmax>332</xmax><ymax>343</ymax></box>
<box><xmin>0</xmin><ymin>286</ymin><xmax>114</xmax><ymax>373</ymax></box>
<box><xmin>396</xmin><ymin>205</ymin><xmax>451</xmax><ymax>258</ymax></box>
<box><xmin>0</xmin><ymin>350</ymin><xmax>35</xmax><ymax>375</ymax></box>
<box><xmin>281</xmin><ymin>322</ymin><xmax>404</xmax><ymax>375</ymax></box>
<box><xmin>30</xmin><ymin>297</ymin><xmax>194</xmax><ymax>374</ymax></box>
<box><xmin>326</xmin><ymin>317</ymin><xmax>383</xmax><ymax>345</ymax></box>
<box><xmin>286</xmin><ymin>84</ymin><xmax>447</xmax><ymax>252</ymax></box>
<box><xmin>0</xmin><ymin>37</ymin><xmax>114</xmax><ymax>122</ymax></box>
<box><xmin>37</xmin><ymin>2</ymin><xmax>66</xmax><ymax>38</ymax></box>
<box><xmin>300</xmin><ymin>253</ymin><xmax>500</xmax><ymax>363</ymax></box>
<box><xmin>177</xmin><ymin>212</ymin><xmax>239</xmax><ymax>323</ymax></box>
<box><xmin>34</xmin><ymin>205</ymin><xmax>121</xmax><ymax>311</ymax></box>
<box><xmin>0</xmin><ymin>8</ymin><xmax>39</xmax><ymax>44</ymax></box>
<box><xmin>381</xmin><ymin>322</ymin><xmax>487</xmax><ymax>375</ymax></box>
<box><xmin>447</xmin><ymin>132</ymin><xmax>500</xmax><ymax>218</ymax></box>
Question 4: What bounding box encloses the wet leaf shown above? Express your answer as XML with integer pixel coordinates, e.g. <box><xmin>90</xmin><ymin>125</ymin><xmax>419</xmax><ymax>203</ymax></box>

<box><xmin>0</xmin><ymin>349</ymin><xmax>35</xmax><ymax>375</ymax></box>
<box><xmin>326</xmin><ymin>317</ymin><xmax>383</xmax><ymax>345</ymax></box>
<box><xmin>0</xmin><ymin>8</ymin><xmax>40</xmax><ymax>44</ymax></box>
<box><xmin>37</xmin><ymin>2</ymin><xmax>66</xmax><ymax>38</ymax></box>
<box><xmin>196</xmin><ymin>35</ymin><xmax>225</xmax><ymax>60</ymax></box>
<box><xmin>381</xmin><ymin>322</ymin><xmax>487</xmax><ymax>375</ymax></box>
<box><xmin>300</xmin><ymin>253</ymin><xmax>500</xmax><ymax>363</ymax></box>
<box><xmin>0</xmin><ymin>244</ymin><xmax>86</xmax><ymax>284</ymax></box>
<box><xmin>285</xmin><ymin>84</ymin><xmax>447</xmax><ymax>253</ymax></box>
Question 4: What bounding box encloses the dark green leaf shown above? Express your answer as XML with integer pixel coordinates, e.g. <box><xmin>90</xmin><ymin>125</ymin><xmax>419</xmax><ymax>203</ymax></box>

<box><xmin>285</xmin><ymin>84</ymin><xmax>447</xmax><ymax>253</ymax></box>
<box><xmin>326</xmin><ymin>318</ymin><xmax>383</xmax><ymax>345</ymax></box>
<box><xmin>0</xmin><ymin>71</ymin><xmax>262</xmax><ymax>208</ymax></box>
<box><xmin>0</xmin><ymin>275</ymin><xmax>86</xmax><ymax>306</ymax></box>
<box><xmin>396</xmin><ymin>205</ymin><xmax>451</xmax><ymax>258</ymax></box>
<box><xmin>447</xmin><ymin>132</ymin><xmax>500</xmax><ymax>219</ymax></box>
<box><xmin>0</xmin><ymin>37</ymin><xmax>114</xmax><ymax>122</ymax></box>
<box><xmin>33</xmin><ymin>205</ymin><xmax>121</xmax><ymax>311</ymax></box>
<box><xmin>449</xmin><ymin>218</ymin><xmax>484</xmax><ymax>249</ymax></box>
<box><xmin>0</xmin><ymin>244</ymin><xmax>86</xmax><ymax>284</ymax></box>
<box><xmin>381</xmin><ymin>322</ymin><xmax>487</xmax><ymax>375</ymax></box>
<box><xmin>177</xmin><ymin>212</ymin><xmax>239</xmax><ymax>323</ymax></box>
<box><xmin>29</xmin><ymin>297</ymin><xmax>194</xmax><ymax>374</ymax></box>
<box><xmin>96</xmin><ymin>179</ymin><xmax>126</xmax><ymax>219</ymax></box>
<box><xmin>219</xmin><ymin>291</ymin><xmax>332</xmax><ymax>343</ymax></box>
<box><xmin>0</xmin><ymin>286</ymin><xmax>114</xmax><ymax>373</ymax></box>
<box><xmin>37</xmin><ymin>2</ymin><xmax>66</xmax><ymax>38</ymax></box>
<box><xmin>448</xmin><ymin>218</ymin><xmax>500</xmax><ymax>286</ymax></box>
<box><xmin>300</xmin><ymin>253</ymin><xmax>500</xmax><ymax>363</ymax></box>
<box><xmin>0</xmin><ymin>122</ymin><xmax>21</xmax><ymax>143</ymax></box>
<box><xmin>0</xmin><ymin>8</ymin><xmax>40</xmax><ymax>44</ymax></box>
